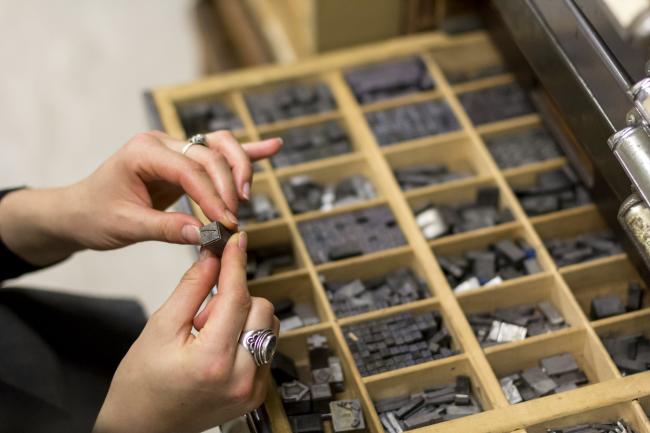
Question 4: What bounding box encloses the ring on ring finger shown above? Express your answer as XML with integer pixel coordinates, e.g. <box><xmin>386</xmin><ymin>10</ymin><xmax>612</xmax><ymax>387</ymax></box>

<box><xmin>181</xmin><ymin>134</ymin><xmax>207</xmax><ymax>155</ymax></box>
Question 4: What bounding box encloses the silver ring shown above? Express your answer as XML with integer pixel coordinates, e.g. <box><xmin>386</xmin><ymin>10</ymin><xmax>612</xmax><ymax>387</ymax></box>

<box><xmin>239</xmin><ymin>328</ymin><xmax>277</xmax><ymax>367</ymax></box>
<box><xmin>181</xmin><ymin>133</ymin><xmax>207</xmax><ymax>155</ymax></box>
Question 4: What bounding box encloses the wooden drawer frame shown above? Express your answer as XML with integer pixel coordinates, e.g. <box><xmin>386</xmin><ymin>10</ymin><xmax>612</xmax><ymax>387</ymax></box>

<box><xmin>151</xmin><ymin>31</ymin><xmax>650</xmax><ymax>433</ymax></box>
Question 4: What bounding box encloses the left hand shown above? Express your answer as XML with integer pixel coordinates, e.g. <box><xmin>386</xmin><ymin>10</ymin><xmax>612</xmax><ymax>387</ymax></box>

<box><xmin>0</xmin><ymin>130</ymin><xmax>282</xmax><ymax>265</ymax></box>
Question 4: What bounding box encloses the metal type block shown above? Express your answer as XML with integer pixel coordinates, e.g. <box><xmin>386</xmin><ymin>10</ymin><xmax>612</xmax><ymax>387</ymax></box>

<box><xmin>289</xmin><ymin>414</ymin><xmax>325</xmax><ymax>433</ymax></box>
<box><xmin>330</xmin><ymin>400</ymin><xmax>366</xmax><ymax>433</ymax></box>
<box><xmin>540</xmin><ymin>353</ymin><xmax>580</xmax><ymax>376</ymax></box>
<box><xmin>281</xmin><ymin>380</ymin><xmax>312</xmax><ymax>415</ymax></box>
<box><xmin>199</xmin><ymin>221</ymin><xmax>234</xmax><ymax>256</ymax></box>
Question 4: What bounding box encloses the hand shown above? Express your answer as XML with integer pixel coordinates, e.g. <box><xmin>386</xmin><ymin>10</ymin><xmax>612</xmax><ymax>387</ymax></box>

<box><xmin>0</xmin><ymin>130</ymin><xmax>282</xmax><ymax>265</ymax></box>
<box><xmin>93</xmin><ymin>232</ymin><xmax>280</xmax><ymax>433</ymax></box>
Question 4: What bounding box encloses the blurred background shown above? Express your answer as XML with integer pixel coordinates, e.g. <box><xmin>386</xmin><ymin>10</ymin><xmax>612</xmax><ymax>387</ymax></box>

<box><xmin>0</xmin><ymin>1</ymin><xmax>202</xmax><ymax>313</ymax></box>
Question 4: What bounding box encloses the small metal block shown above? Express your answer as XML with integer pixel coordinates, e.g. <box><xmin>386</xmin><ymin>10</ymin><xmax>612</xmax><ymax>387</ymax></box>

<box><xmin>330</xmin><ymin>400</ymin><xmax>367</xmax><ymax>433</ymax></box>
<box><xmin>521</xmin><ymin>367</ymin><xmax>557</xmax><ymax>396</ymax></box>
<box><xmin>289</xmin><ymin>414</ymin><xmax>325</xmax><ymax>433</ymax></box>
<box><xmin>627</xmin><ymin>282</ymin><xmax>645</xmax><ymax>311</ymax></box>
<box><xmin>590</xmin><ymin>295</ymin><xmax>626</xmax><ymax>320</ymax></box>
<box><xmin>199</xmin><ymin>221</ymin><xmax>234</xmax><ymax>256</ymax></box>
<box><xmin>310</xmin><ymin>383</ymin><xmax>333</xmax><ymax>413</ymax></box>
<box><xmin>281</xmin><ymin>380</ymin><xmax>312</xmax><ymax>415</ymax></box>
<box><xmin>540</xmin><ymin>353</ymin><xmax>580</xmax><ymax>376</ymax></box>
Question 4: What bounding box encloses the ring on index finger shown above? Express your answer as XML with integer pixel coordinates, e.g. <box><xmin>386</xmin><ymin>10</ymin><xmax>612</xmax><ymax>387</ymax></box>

<box><xmin>181</xmin><ymin>134</ymin><xmax>207</xmax><ymax>155</ymax></box>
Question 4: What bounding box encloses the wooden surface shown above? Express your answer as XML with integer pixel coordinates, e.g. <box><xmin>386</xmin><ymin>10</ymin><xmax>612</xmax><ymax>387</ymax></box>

<box><xmin>151</xmin><ymin>31</ymin><xmax>650</xmax><ymax>433</ymax></box>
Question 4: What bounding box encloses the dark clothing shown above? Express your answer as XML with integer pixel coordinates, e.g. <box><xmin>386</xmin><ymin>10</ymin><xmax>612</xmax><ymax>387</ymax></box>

<box><xmin>0</xmin><ymin>188</ymin><xmax>147</xmax><ymax>433</ymax></box>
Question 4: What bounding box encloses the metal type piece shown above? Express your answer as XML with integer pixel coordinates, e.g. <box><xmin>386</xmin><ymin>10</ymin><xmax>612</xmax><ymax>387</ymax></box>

<box><xmin>310</xmin><ymin>383</ymin><xmax>333</xmax><ymax>413</ymax></box>
<box><xmin>521</xmin><ymin>367</ymin><xmax>558</xmax><ymax>396</ymax></box>
<box><xmin>403</xmin><ymin>408</ymin><xmax>443</xmax><ymax>429</ymax></box>
<box><xmin>627</xmin><ymin>281</ymin><xmax>645</xmax><ymax>311</ymax></box>
<box><xmin>385</xmin><ymin>412</ymin><xmax>404</xmax><ymax>433</ymax></box>
<box><xmin>545</xmin><ymin>230</ymin><xmax>622</xmax><ymax>266</ymax></box>
<box><xmin>458</xmin><ymin>82</ymin><xmax>535</xmax><ymax>125</ymax></box>
<box><xmin>271</xmin><ymin>120</ymin><xmax>351</xmax><ymax>168</ymax></box>
<box><xmin>590</xmin><ymin>295</ymin><xmax>626</xmax><ymax>319</ymax></box>
<box><xmin>453</xmin><ymin>277</ymin><xmax>480</xmax><ymax>293</ymax></box>
<box><xmin>394</xmin><ymin>164</ymin><xmax>470</xmax><ymax>190</ymax></box>
<box><xmin>298</xmin><ymin>206</ymin><xmax>406</xmax><ymax>265</ymax></box>
<box><xmin>323</xmin><ymin>268</ymin><xmax>429</xmax><ymax>317</ymax></box>
<box><xmin>500</xmin><ymin>376</ymin><xmax>523</xmax><ymax>404</ymax></box>
<box><xmin>496</xmin><ymin>322</ymin><xmax>528</xmax><ymax>343</ymax></box>
<box><xmin>329</xmin><ymin>400</ymin><xmax>366</xmax><ymax>433</ymax></box>
<box><xmin>366</xmin><ymin>100</ymin><xmax>460</xmax><ymax>146</ymax></box>
<box><xmin>246</xmin><ymin>82</ymin><xmax>335</xmax><ymax>125</ymax></box>
<box><xmin>199</xmin><ymin>221</ymin><xmax>234</xmax><ymax>257</ymax></box>
<box><xmin>289</xmin><ymin>414</ymin><xmax>325</xmax><ymax>433</ymax></box>
<box><xmin>485</xmin><ymin>127</ymin><xmax>563</xmax><ymax>169</ymax></box>
<box><xmin>345</xmin><ymin>57</ymin><xmax>434</xmax><ymax>104</ymax></box>
<box><xmin>239</xmin><ymin>328</ymin><xmax>277</xmax><ymax>366</ymax></box>
<box><xmin>540</xmin><ymin>353</ymin><xmax>580</xmax><ymax>376</ymax></box>
<box><xmin>538</xmin><ymin>301</ymin><xmax>565</xmax><ymax>326</ymax></box>
<box><xmin>281</xmin><ymin>380</ymin><xmax>312</xmax><ymax>415</ymax></box>
<box><xmin>344</xmin><ymin>311</ymin><xmax>452</xmax><ymax>376</ymax></box>
<box><xmin>374</xmin><ymin>376</ymin><xmax>481</xmax><ymax>429</ymax></box>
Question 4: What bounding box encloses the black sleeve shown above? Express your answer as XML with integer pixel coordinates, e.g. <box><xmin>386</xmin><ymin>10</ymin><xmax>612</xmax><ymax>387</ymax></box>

<box><xmin>0</xmin><ymin>187</ymin><xmax>47</xmax><ymax>282</ymax></box>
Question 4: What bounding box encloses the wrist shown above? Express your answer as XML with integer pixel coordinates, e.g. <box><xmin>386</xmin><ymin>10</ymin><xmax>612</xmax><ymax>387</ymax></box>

<box><xmin>93</xmin><ymin>391</ymin><xmax>170</xmax><ymax>433</ymax></box>
<box><xmin>0</xmin><ymin>186</ymin><xmax>85</xmax><ymax>266</ymax></box>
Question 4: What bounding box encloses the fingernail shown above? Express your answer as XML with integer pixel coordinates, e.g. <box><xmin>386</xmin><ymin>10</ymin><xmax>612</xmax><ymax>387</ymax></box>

<box><xmin>182</xmin><ymin>225</ymin><xmax>201</xmax><ymax>244</ymax></box>
<box><xmin>242</xmin><ymin>182</ymin><xmax>251</xmax><ymax>201</ymax></box>
<box><xmin>238</xmin><ymin>231</ymin><xmax>248</xmax><ymax>251</ymax></box>
<box><xmin>225</xmin><ymin>210</ymin><xmax>238</xmax><ymax>226</ymax></box>
<box><xmin>199</xmin><ymin>247</ymin><xmax>210</xmax><ymax>260</ymax></box>
<box><xmin>276</xmin><ymin>137</ymin><xmax>284</xmax><ymax>147</ymax></box>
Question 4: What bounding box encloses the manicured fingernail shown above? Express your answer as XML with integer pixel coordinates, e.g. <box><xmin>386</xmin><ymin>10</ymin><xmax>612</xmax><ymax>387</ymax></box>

<box><xmin>225</xmin><ymin>210</ymin><xmax>238</xmax><ymax>226</ymax></box>
<box><xmin>238</xmin><ymin>231</ymin><xmax>248</xmax><ymax>251</ymax></box>
<box><xmin>242</xmin><ymin>182</ymin><xmax>251</xmax><ymax>200</ymax></box>
<box><xmin>182</xmin><ymin>225</ymin><xmax>200</xmax><ymax>244</ymax></box>
<box><xmin>199</xmin><ymin>247</ymin><xmax>210</xmax><ymax>260</ymax></box>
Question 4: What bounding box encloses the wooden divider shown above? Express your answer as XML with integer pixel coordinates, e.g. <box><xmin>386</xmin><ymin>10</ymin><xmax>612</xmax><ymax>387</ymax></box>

<box><xmin>151</xmin><ymin>31</ymin><xmax>650</xmax><ymax>433</ymax></box>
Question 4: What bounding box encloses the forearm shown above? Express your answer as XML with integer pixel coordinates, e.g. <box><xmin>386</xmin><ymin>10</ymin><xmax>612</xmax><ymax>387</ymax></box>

<box><xmin>0</xmin><ymin>187</ymin><xmax>85</xmax><ymax>266</ymax></box>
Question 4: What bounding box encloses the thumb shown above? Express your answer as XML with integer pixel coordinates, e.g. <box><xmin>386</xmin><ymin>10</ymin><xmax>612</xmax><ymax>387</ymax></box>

<box><xmin>159</xmin><ymin>248</ymin><xmax>220</xmax><ymax>328</ymax></box>
<box><xmin>127</xmin><ymin>205</ymin><xmax>203</xmax><ymax>245</ymax></box>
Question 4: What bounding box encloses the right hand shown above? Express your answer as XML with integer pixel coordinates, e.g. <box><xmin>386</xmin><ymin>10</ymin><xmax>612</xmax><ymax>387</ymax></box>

<box><xmin>93</xmin><ymin>232</ymin><xmax>280</xmax><ymax>433</ymax></box>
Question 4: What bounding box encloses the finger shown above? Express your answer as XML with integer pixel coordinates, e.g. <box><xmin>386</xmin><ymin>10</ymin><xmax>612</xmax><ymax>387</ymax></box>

<box><xmin>232</xmin><ymin>297</ymin><xmax>276</xmax><ymax>371</ymax></box>
<box><xmin>159</xmin><ymin>248</ymin><xmax>220</xmax><ymax>330</ymax></box>
<box><xmin>230</xmin><ymin>298</ymin><xmax>276</xmax><ymax>412</ymax></box>
<box><xmin>171</xmin><ymin>144</ymin><xmax>240</xmax><ymax>214</ymax></box>
<box><xmin>130</xmin><ymin>142</ymin><xmax>238</xmax><ymax>230</ymax></box>
<box><xmin>246</xmin><ymin>316</ymin><xmax>279</xmax><ymax>410</ymax></box>
<box><xmin>241</xmin><ymin>138</ymin><xmax>283</xmax><ymax>161</ymax></box>
<box><xmin>124</xmin><ymin>205</ymin><xmax>203</xmax><ymax>245</ymax></box>
<box><xmin>193</xmin><ymin>289</ymin><xmax>216</xmax><ymax>330</ymax></box>
<box><xmin>150</xmin><ymin>130</ymin><xmax>282</xmax><ymax>163</ymax></box>
<box><xmin>203</xmin><ymin>131</ymin><xmax>252</xmax><ymax>200</ymax></box>
<box><xmin>195</xmin><ymin>232</ymin><xmax>250</xmax><ymax>358</ymax></box>
<box><xmin>153</xmin><ymin>132</ymin><xmax>245</xmax><ymax>210</ymax></box>
<box><xmin>202</xmin><ymin>151</ymin><xmax>239</xmax><ymax>214</ymax></box>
